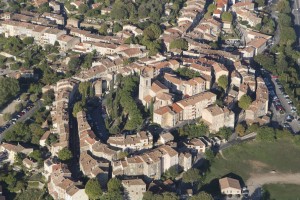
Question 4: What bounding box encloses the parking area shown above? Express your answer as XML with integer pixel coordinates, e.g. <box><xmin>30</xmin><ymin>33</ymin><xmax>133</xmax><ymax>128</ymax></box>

<box><xmin>262</xmin><ymin>70</ymin><xmax>299</xmax><ymax>134</ymax></box>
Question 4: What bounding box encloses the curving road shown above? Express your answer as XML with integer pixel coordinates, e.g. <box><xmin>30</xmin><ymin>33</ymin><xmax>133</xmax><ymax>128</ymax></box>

<box><xmin>247</xmin><ymin>173</ymin><xmax>300</xmax><ymax>199</ymax></box>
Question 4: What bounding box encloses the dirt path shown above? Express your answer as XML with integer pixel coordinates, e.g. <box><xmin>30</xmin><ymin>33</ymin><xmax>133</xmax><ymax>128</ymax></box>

<box><xmin>246</xmin><ymin>173</ymin><xmax>300</xmax><ymax>199</ymax></box>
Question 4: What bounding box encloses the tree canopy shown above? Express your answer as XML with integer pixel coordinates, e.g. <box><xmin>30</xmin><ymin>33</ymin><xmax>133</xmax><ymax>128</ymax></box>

<box><xmin>170</xmin><ymin>38</ymin><xmax>188</xmax><ymax>50</ymax></box>
<box><xmin>190</xmin><ymin>192</ymin><xmax>213</xmax><ymax>200</ymax></box>
<box><xmin>0</xmin><ymin>77</ymin><xmax>20</xmax><ymax>108</ymax></box>
<box><xmin>238</xmin><ymin>94</ymin><xmax>252</xmax><ymax>110</ymax></box>
<box><xmin>182</xmin><ymin>168</ymin><xmax>201</xmax><ymax>185</ymax></box>
<box><xmin>221</xmin><ymin>12</ymin><xmax>233</xmax><ymax>22</ymax></box>
<box><xmin>85</xmin><ymin>178</ymin><xmax>103</xmax><ymax>200</ymax></box>
<box><xmin>217</xmin><ymin>127</ymin><xmax>232</xmax><ymax>140</ymax></box>
<box><xmin>107</xmin><ymin>178</ymin><xmax>122</xmax><ymax>192</ymax></box>
<box><xmin>217</xmin><ymin>75</ymin><xmax>228</xmax><ymax>90</ymax></box>
<box><xmin>179</xmin><ymin>122</ymin><xmax>209</xmax><ymax>139</ymax></box>
<box><xmin>57</xmin><ymin>148</ymin><xmax>73</xmax><ymax>161</ymax></box>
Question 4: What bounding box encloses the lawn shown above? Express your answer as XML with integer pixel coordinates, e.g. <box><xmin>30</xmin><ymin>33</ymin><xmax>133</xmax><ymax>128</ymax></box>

<box><xmin>263</xmin><ymin>184</ymin><xmax>300</xmax><ymax>199</ymax></box>
<box><xmin>205</xmin><ymin>139</ymin><xmax>300</xmax><ymax>183</ymax></box>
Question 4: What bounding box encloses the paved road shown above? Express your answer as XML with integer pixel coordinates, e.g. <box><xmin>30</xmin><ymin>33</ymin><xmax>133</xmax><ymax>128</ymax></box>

<box><xmin>219</xmin><ymin>132</ymin><xmax>257</xmax><ymax>151</ymax></box>
<box><xmin>0</xmin><ymin>100</ymin><xmax>42</xmax><ymax>142</ymax></box>
<box><xmin>247</xmin><ymin>173</ymin><xmax>300</xmax><ymax>199</ymax></box>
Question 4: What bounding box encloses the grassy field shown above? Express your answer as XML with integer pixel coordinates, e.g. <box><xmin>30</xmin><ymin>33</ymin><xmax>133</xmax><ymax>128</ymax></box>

<box><xmin>205</xmin><ymin>139</ymin><xmax>300</xmax><ymax>183</ymax></box>
<box><xmin>263</xmin><ymin>184</ymin><xmax>300</xmax><ymax>199</ymax></box>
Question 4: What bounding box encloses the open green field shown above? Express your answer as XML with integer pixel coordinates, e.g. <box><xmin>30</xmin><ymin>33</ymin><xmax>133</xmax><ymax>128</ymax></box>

<box><xmin>263</xmin><ymin>184</ymin><xmax>300</xmax><ymax>200</ymax></box>
<box><xmin>205</xmin><ymin>139</ymin><xmax>300</xmax><ymax>183</ymax></box>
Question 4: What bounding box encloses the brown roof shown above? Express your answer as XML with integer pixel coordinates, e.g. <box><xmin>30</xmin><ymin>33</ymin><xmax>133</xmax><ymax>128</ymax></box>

<box><xmin>177</xmin><ymin>91</ymin><xmax>216</xmax><ymax>107</ymax></box>
<box><xmin>219</xmin><ymin>177</ymin><xmax>241</xmax><ymax>190</ymax></box>
<box><xmin>151</xmin><ymin>80</ymin><xmax>168</xmax><ymax>93</ymax></box>
<box><xmin>122</xmin><ymin>179</ymin><xmax>146</xmax><ymax>187</ymax></box>
<box><xmin>154</xmin><ymin>106</ymin><xmax>173</xmax><ymax>115</ymax></box>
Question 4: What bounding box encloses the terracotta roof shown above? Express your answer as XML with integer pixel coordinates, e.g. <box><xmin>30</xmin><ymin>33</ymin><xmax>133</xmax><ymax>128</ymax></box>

<box><xmin>219</xmin><ymin>177</ymin><xmax>241</xmax><ymax>190</ymax></box>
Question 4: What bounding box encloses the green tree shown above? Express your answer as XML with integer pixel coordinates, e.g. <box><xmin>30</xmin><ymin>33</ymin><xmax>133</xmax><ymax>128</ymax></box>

<box><xmin>99</xmin><ymin>23</ymin><xmax>109</xmax><ymax>35</ymax></box>
<box><xmin>58</xmin><ymin>148</ymin><xmax>73</xmax><ymax>161</ymax></box>
<box><xmin>42</xmin><ymin>89</ymin><xmax>55</xmax><ymax>105</ymax></box>
<box><xmin>79</xmin><ymin>4</ymin><xmax>89</xmax><ymax>14</ymax></box>
<box><xmin>182</xmin><ymin>168</ymin><xmax>201</xmax><ymax>186</ymax></box>
<box><xmin>162</xmin><ymin>165</ymin><xmax>179</xmax><ymax>180</ymax></box>
<box><xmin>113</xmin><ymin>23</ymin><xmax>123</xmax><ymax>33</ymax></box>
<box><xmin>143</xmin><ymin>24</ymin><xmax>162</xmax><ymax>40</ymax></box>
<box><xmin>0</xmin><ymin>77</ymin><xmax>20</xmax><ymax>107</ymax></box>
<box><xmin>107</xmin><ymin>178</ymin><xmax>122</xmax><ymax>192</ymax></box>
<box><xmin>189</xmin><ymin>192</ymin><xmax>213</xmax><ymax>200</ymax></box>
<box><xmin>238</xmin><ymin>95</ymin><xmax>252</xmax><ymax>110</ymax></box>
<box><xmin>29</xmin><ymin>123</ymin><xmax>45</xmax><ymax>144</ymax></box>
<box><xmin>221</xmin><ymin>12</ymin><xmax>233</xmax><ymax>22</ymax></box>
<box><xmin>73</xmin><ymin>101</ymin><xmax>85</xmax><ymax>117</ymax></box>
<box><xmin>217</xmin><ymin>127</ymin><xmax>232</xmax><ymax>140</ymax></box>
<box><xmin>29</xmin><ymin>150</ymin><xmax>42</xmax><ymax>163</ymax></box>
<box><xmin>256</xmin><ymin>126</ymin><xmax>276</xmax><ymax>141</ymax></box>
<box><xmin>15</xmin><ymin>103</ymin><xmax>23</xmax><ymax>112</ymax></box>
<box><xmin>23</xmin><ymin>37</ymin><xmax>34</xmax><ymax>45</ymax></box>
<box><xmin>111</xmin><ymin>1</ymin><xmax>129</xmax><ymax>20</ymax></box>
<box><xmin>277</xmin><ymin>0</ymin><xmax>291</xmax><ymax>13</ymax></box>
<box><xmin>85</xmin><ymin>178</ymin><xmax>103</xmax><ymax>200</ymax></box>
<box><xmin>30</xmin><ymin>94</ymin><xmax>38</xmax><ymax>102</ymax></box>
<box><xmin>179</xmin><ymin>122</ymin><xmax>209</xmax><ymax>139</ymax></box>
<box><xmin>3</xmin><ymin>112</ymin><xmax>12</xmax><ymax>121</ymax></box>
<box><xmin>46</xmin><ymin>133</ymin><xmax>58</xmax><ymax>146</ymax></box>
<box><xmin>254</xmin><ymin>0</ymin><xmax>266</xmax><ymax>7</ymax></box>
<box><xmin>3</xmin><ymin>122</ymin><xmax>31</xmax><ymax>143</ymax></box>
<box><xmin>68</xmin><ymin>57</ymin><xmax>81</xmax><ymax>72</ymax></box>
<box><xmin>236</xmin><ymin>123</ymin><xmax>246</xmax><ymax>137</ymax></box>
<box><xmin>170</xmin><ymin>38</ymin><xmax>188</xmax><ymax>50</ymax></box>
<box><xmin>217</xmin><ymin>75</ymin><xmax>228</xmax><ymax>90</ymax></box>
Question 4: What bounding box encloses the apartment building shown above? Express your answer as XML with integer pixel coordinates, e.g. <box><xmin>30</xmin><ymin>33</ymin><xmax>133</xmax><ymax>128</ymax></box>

<box><xmin>50</xmin><ymin>78</ymin><xmax>79</xmax><ymax>155</ymax></box>
<box><xmin>0</xmin><ymin>143</ymin><xmax>33</xmax><ymax>164</ymax></box>
<box><xmin>47</xmin><ymin>163</ymin><xmax>88</xmax><ymax>200</ymax></box>
<box><xmin>153</xmin><ymin>91</ymin><xmax>217</xmax><ymax>127</ymax></box>
<box><xmin>112</xmin><ymin>145</ymin><xmax>183</xmax><ymax>180</ymax></box>
<box><xmin>163</xmin><ymin>73</ymin><xmax>207</xmax><ymax>97</ymax></box>
<box><xmin>107</xmin><ymin>131</ymin><xmax>153</xmax><ymax>152</ymax></box>
<box><xmin>79</xmin><ymin>151</ymin><xmax>109</xmax><ymax>187</ymax></box>
<box><xmin>122</xmin><ymin>179</ymin><xmax>146</xmax><ymax>200</ymax></box>
<box><xmin>201</xmin><ymin>105</ymin><xmax>235</xmax><ymax>132</ymax></box>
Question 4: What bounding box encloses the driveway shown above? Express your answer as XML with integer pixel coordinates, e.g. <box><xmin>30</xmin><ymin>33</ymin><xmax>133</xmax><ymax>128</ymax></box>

<box><xmin>247</xmin><ymin>173</ymin><xmax>300</xmax><ymax>199</ymax></box>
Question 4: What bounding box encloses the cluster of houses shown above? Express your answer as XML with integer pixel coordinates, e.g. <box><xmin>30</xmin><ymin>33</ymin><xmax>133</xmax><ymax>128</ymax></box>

<box><xmin>0</xmin><ymin>0</ymin><xmax>276</xmax><ymax>199</ymax></box>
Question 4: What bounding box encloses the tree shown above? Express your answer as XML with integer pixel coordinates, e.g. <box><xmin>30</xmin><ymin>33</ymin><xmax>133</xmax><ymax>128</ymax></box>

<box><xmin>30</xmin><ymin>123</ymin><xmax>45</xmax><ymax>144</ymax></box>
<box><xmin>179</xmin><ymin>122</ymin><xmax>209</xmax><ymax>139</ymax></box>
<box><xmin>85</xmin><ymin>178</ymin><xmax>103</xmax><ymax>200</ymax></box>
<box><xmin>107</xmin><ymin>178</ymin><xmax>122</xmax><ymax>192</ymax></box>
<box><xmin>29</xmin><ymin>150</ymin><xmax>42</xmax><ymax>163</ymax></box>
<box><xmin>217</xmin><ymin>127</ymin><xmax>232</xmax><ymax>140</ymax></box>
<box><xmin>46</xmin><ymin>133</ymin><xmax>58</xmax><ymax>145</ymax></box>
<box><xmin>30</xmin><ymin>94</ymin><xmax>38</xmax><ymax>102</ymax></box>
<box><xmin>190</xmin><ymin>192</ymin><xmax>213</xmax><ymax>200</ymax></box>
<box><xmin>162</xmin><ymin>165</ymin><xmax>179</xmax><ymax>180</ymax></box>
<box><xmin>111</xmin><ymin>1</ymin><xmax>129</xmax><ymax>20</ymax></box>
<box><xmin>238</xmin><ymin>95</ymin><xmax>252</xmax><ymax>110</ymax></box>
<box><xmin>42</xmin><ymin>89</ymin><xmax>55</xmax><ymax>105</ymax></box>
<box><xmin>113</xmin><ymin>23</ymin><xmax>123</xmax><ymax>33</ymax></box>
<box><xmin>143</xmin><ymin>24</ymin><xmax>162</xmax><ymax>40</ymax></box>
<box><xmin>99</xmin><ymin>23</ymin><xmax>109</xmax><ymax>35</ymax></box>
<box><xmin>170</xmin><ymin>38</ymin><xmax>188</xmax><ymax>50</ymax></box>
<box><xmin>15</xmin><ymin>103</ymin><xmax>23</xmax><ymax>112</ymax></box>
<box><xmin>204</xmin><ymin>148</ymin><xmax>215</xmax><ymax>164</ymax></box>
<box><xmin>236</xmin><ymin>124</ymin><xmax>246</xmax><ymax>137</ymax></box>
<box><xmin>0</xmin><ymin>77</ymin><xmax>20</xmax><ymax>107</ymax></box>
<box><xmin>20</xmin><ymin>93</ymin><xmax>28</xmax><ymax>101</ymax></box>
<box><xmin>3</xmin><ymin>113</ymin><xmax>12</xmax><ymax>121</ymax></box>
<box><xmin>73</xmin><ymin>101</ymin><xmax>85</xmax><ymax>117</ymax></box>
<box><xmin>182</xmin><ymin>168</ymin><xmax>201</xmax><ymax>186</ymax></box>
<box><xmin>68</xmin><ymin>57</ymin><xmax>81</xmax><ymax>72</ymax></box>
<box><xmin>256</xmin><ymin>126</ymin><xmax>276</xmax><ymax>141</ymax></box>
<box><xmin>79</xmin><ymin>4</ymin><xmax>89</xmax><ymax>14</ymax></box>
<box><xmin>3</xmin><ymin>122</ymin><xmax>31</xmax><ymax>143</ymax></box>
<box><xmin>217</xmin><ymin>75</ymin><xmax>228</xmax><ymax>90</ymax></box>
<box><xmin>58</xmin><ymin>148</ymin><xmax>73</xmax><ymax>161</ymax></box>
<box><xmin>23</xmin><ymin>37</ymin><xmax>34</xmax><ymax>45</ymax></box>
<box><xmin>221</xmin><ymin>12</ymin><xmax>233</xmax><ymax>22</ymax></box>
<box><xmin>79</xmin><ymin>82</ymin><xmax>93</xmax><ymax>99</ymax></box>
<box><xmin>254</xmin><ymin>0</ymin><xmax>266</xmax><ymax>7</ymax></box>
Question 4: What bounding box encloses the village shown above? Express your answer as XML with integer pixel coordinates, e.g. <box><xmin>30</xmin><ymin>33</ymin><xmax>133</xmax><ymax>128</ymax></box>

<box><xmin>0</xmin><ymin>0</ymin><xmax>299</xmax><ymax>199</ymax></box>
